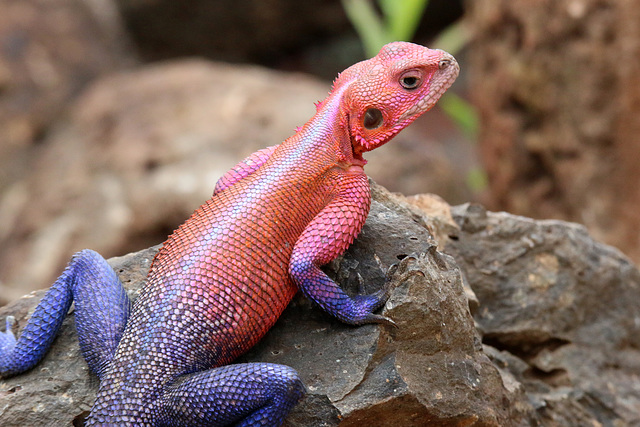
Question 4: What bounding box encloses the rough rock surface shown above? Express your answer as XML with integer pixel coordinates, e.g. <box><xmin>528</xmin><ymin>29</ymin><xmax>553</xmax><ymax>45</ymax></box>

<box><xmin>0</xmin><ymin>59</ymin><xmax>470</xmax><ymax>304</ymax></box>
<box><xmin>1</xmin><ymin>183</ymin><xmax>639</xmax><ymax>426</ymax></box>
<box><xmin>446</xmin><ymin>203</ymin><xmax>640</xmax><ymax>426</ymax></box>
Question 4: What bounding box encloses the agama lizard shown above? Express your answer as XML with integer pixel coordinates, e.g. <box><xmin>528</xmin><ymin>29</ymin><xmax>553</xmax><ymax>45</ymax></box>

<box><xmin>0</xmin><ymin>42</ymin><xmax>458</xmax><ymax>426</ymax></box>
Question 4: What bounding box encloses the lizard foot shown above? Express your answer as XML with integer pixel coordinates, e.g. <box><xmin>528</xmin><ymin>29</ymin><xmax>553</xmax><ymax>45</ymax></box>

<box><xmin>347</xmin><ymin>254</ymin><xmax>426</xmax><ymax>328</ymax></box>
<box><xmin>369</xmin><ymin>254</ymin><xmax>426</xmax><ymax>328</ymax></box>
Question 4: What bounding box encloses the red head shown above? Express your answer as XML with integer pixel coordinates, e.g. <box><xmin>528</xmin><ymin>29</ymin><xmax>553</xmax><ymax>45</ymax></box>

<box><xmin>329</xmin><ymin>42</ymin><xmax>459</xmax><ymax>160</ymax></box>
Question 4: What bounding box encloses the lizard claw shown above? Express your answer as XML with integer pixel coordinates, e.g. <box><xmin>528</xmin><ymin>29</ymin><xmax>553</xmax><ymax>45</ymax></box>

<box><xmin>349</xmin><ymin>255</ymin><xmax>424</xmax><ymax>328</ymax></box>
<box><xmin>356</xmin><ymin>272</ymin><xmax>366</xmax><ymax>295</ymax></box>
<box><xmin>367</xmin><ymin>313</ymin><xmax>398</xmax><ymax>328</ymax></box>
<box><xmin>4</xmin><ymin>316</ymin><xmax>16</xmax><ymax>332</ymax></box>
<box><xmin>353</xmin><ymin>254</ymin><xmax>426</xmax><ymax>329</ymax></box>
<box><xmin>385</xmin><ymin>254</ymin><xmax>421</xmax><ymax>281</ymax></box>
<box><xmin>350</xmin><ymin>311</ymin><xmax>397</xmax><ymax>328</ymax></box>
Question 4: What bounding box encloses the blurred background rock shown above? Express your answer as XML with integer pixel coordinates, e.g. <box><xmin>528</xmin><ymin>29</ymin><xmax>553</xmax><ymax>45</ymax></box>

<box><xmin>1</xmin><ymin>0</ymin><xmax>639</xmax><ymax>304</ymax></box>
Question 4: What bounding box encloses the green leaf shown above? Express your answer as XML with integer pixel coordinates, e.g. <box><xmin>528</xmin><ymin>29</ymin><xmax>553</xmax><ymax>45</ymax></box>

<box><xmin>432</xmin><ymin>20</ymin><xmax>468</xmax><ymax>55</ymax></box>
<box><xmin>380</xmin><ymin>0</ymin><xmax>429</xmax><ymax>42</ymax></box>
<box><xmin>342</xmin><ymin>0</ymin><xmax>430</xmax><ymax>57</ymax></box>
<box><xmin>438</xmin><ymin>92</ymin><xmax>478</xmax><ymax>139</ymax></box>
<box><xmin>342</xmin><ymin>0</ymin><xmax>390</xmax><ymax>57</ymax></box>
<box><xmin>466</xmin><ymin>166</ymin><xmax>488</xmax><ymax>193</ymax></box>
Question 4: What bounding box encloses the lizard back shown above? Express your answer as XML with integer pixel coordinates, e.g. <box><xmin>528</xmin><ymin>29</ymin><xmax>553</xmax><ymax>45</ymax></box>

<box><xmin>89</xmin><ymin>136</ymin><xmax>362</xmax><ymax>421</ymax></box>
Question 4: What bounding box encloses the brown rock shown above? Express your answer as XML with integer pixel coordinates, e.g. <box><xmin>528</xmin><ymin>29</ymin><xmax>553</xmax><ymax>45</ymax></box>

<box><xmin>114</xmin><ymin>0</ymin><xmax>350</xmax><ymax>65</ymax></box>
<box><xmin>466</xmin><ymin>0</ymin><xmax>640</xmax><ymax>263</ymax></box>
<box><xmin>0</xmin><ymin>60</ymin><xmax>469</xmax><ymax>303</ymax></box>
<box><xmin>0</xmin><ymin>0</ymin><xmax>134</xmax><ymax>188</ymax></box>
<box><xmin>0</xmin><ymin>184</ymin><xmax>526</xmax><ymax>426</ymax></box>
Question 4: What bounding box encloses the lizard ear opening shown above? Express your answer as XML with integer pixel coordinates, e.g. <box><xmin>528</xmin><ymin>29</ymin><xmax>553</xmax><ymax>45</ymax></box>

<box><xmin>363</xmin><ymin>108</ymin><xmax>383</xmax><ymax>130</ymax></box>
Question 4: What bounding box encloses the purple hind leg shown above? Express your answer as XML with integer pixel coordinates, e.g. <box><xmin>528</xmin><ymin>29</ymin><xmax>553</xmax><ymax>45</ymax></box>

<box><xmin>0</xmin><ymin>249</ymin><xmax>130</xmax><ymax>379</ymax></box>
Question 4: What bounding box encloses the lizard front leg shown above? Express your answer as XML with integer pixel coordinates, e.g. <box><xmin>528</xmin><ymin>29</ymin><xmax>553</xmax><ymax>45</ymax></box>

<box><xmin>0</xmin><ymin>249</ymin><xmax>130</xmax><ymax>379</ymax></box>
<box><xmin>289</xmin><ymin>171</ymin><xmax>392</xmax><ymax>325</ymax></box>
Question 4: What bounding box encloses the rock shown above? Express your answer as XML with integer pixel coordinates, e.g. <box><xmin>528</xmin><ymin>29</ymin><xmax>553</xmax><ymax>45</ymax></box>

<box><xmin>5</xmin><ymin>184</ymin><xmax>636</xmax><ymax>425</ymax></box>
<box><xmin>1</xmin><ymin>183</ymin><xmax>525</xmax><ymax>426</ymax></box>
<box><xmin>446</xmin><ymin>203</ymin><xmax>640</xmax><ymax>426</ymax></box>
<box><xmin>0</xmin><ymin>0</ymin><xmax>135</xmax><ymax>304</ymax></box>
<box><xmin>0</xmin><ymin>59</ymin><xmax>470</xmax><ymax>304</ymax></box>
<box><xmin>272</xmin><ymin>185</ymin><xmax>525</xmax><ymax>426</ymax></box>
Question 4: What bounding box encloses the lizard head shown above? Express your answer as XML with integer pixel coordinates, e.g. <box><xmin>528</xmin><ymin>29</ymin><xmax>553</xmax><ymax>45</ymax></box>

<box><xmin>334</xmin><ymin>42</ymin><xmax>459</xmax><ymax>161</ymax></box>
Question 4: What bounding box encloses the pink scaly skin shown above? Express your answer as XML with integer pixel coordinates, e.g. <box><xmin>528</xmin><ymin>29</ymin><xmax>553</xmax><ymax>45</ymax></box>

<box><xmin>0</xmin><ymin>42</ymin><xmax>458</xmax><ymax>426</ymax></box>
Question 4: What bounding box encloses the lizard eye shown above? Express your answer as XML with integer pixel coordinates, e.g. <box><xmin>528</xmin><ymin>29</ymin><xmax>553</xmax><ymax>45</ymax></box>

<box><xmin>399</xmin><ymin>70</ymin><xmax>422</xmax><ymax>90</ymax></box>
<box><xmin>363</xmin><ymin>108</ymin><xmax>383</xmax><ymax>130</ymax></box>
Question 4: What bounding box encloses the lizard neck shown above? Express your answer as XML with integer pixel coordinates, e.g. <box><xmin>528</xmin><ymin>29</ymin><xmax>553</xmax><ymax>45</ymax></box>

<box><xmin>287</xmin><ymin>82</ymin><xmax>366</xmax><ymax>169</ymax></box>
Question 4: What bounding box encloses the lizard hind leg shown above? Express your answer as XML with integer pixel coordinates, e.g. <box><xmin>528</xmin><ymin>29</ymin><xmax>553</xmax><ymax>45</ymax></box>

<box><xmin>0</xmin><ymin>249</ymin><xmax>131</xmax><ymax>379</ymax></box>
<box><xmin>158</xmin><ymin>362</ymin><xmax>305</xmax><ymax>427</ymax></box>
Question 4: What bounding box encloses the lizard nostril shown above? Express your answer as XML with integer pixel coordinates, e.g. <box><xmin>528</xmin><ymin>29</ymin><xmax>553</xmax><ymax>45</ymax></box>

<box><xmin>439</xmin><ymin>58</ymin><xmax>451</xmax><ymax>69</ymax></box>
<box><xmin>363</xmin><ymin>108</ymin><xmax>384</xmax><ymax>130</ymax></box>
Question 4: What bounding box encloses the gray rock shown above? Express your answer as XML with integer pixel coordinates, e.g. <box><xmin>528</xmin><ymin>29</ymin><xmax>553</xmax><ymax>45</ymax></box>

<box><xmin>1</xmin><ymin>184</ymin><xmax>638</xmax><ymax>425</ymax></box>
<box><xmin>446</xmin><ymin>203</ymin><xmax>640</xmax><ymax>426</ymax></box>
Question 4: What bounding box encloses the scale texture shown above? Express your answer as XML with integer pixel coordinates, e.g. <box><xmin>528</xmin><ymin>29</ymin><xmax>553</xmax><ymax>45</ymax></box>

<box><xmin>0</xmin><ymin>42</ymin><xmax>458</xmax><ymax>426</ymax></box>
